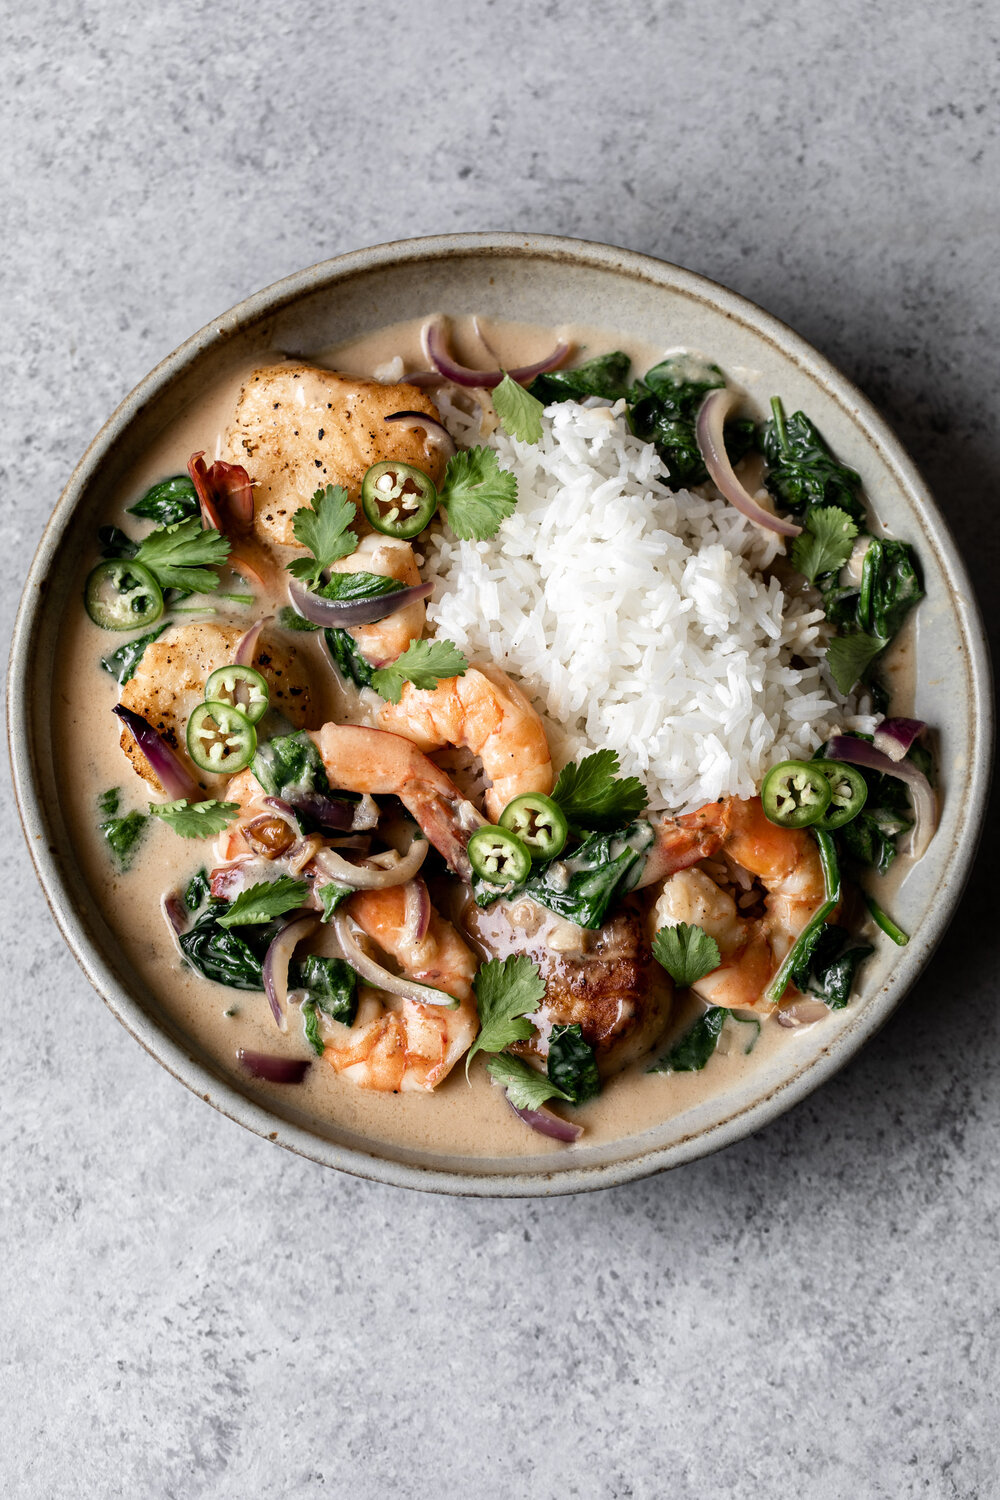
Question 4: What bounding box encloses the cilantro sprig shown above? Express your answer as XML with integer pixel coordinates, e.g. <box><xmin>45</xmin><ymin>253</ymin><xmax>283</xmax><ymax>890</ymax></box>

<box><xmin>149</xmin><ymin>799</ymin><xmax>240</xmax><ymax>839</ymax></box>
<box><xmin>288</xmin><ymin>485</ymin><xmax>357</xmax><ymax>587</ymax></box>
<box><xmin>551</xmin><ymin>749</ymin><xmax>648</xmax><ymax>831</ymax></box>
<box><xmin>651</xmin><ymin>923</ymin><xmax>721</xmax><ymax>987</ymax></box>
<box><xmin>217</xmin><ymin>877</ymin><xmax>310</xmax><ymax>929</ymax></box>
<box><xmin>485</xmin><ymin>1053</ymin><xmax>571</xmax><ymax>1110</ymax></box>
<box><xmin>492</xmin><ymin>374</ymin><xmax>545</xmax><ymax>444</ymax></box>
<box><xmin>371</xmin><ymin>637</ymin><xmax>469</xmax><ymax>704</ymax></box>
<box><xmin>465</xmin><ymin>955</ymin><xmax>546</xmax><ymax>1077</ymax></box>
<box><xmin>791</xmin><ymin>506</ymin><xmax>858</xmax><ymax>584</ymax></box>
<box><xmin>135</xmin><ymin>516</ymin><xmax>231</xmax><ymax>593</ymax></box>
<box><xmin>437</xmin><ymin>447</ymin><xmax>518</xmax><ymax>541</ymax></box>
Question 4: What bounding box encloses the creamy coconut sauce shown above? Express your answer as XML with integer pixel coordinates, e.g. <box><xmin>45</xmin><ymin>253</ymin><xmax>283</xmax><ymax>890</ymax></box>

<box><xmin>52</xmin><ymin>315</ymin><xmax>908</xmax><ymax>1161</ymax></box>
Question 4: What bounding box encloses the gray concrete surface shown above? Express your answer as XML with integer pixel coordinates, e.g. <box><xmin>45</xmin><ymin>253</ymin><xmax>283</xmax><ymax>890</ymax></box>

<box><xmin>3</xmin><ymin>2</ymin><xmax>999</xmax><ymax>1496</ymax></box>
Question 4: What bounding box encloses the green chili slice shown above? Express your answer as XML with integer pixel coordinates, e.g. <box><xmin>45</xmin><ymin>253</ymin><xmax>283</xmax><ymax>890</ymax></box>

<box><xmin>361</xmin><ymin>460</ymin><xmax>438</xmax><ymax>539</ymax></box>
<box><xmin>84</xmin><ymin>559</ymin><xmax>164</xmax><ymax>631</ymax></box>
<box><xmin>467</xmin><ymin>825</ymin><xmax>532</xmax><ymax>886</ymax></box>
<box><xmin>186</xmin><ymin>700</ymin><xmax>257</xmax><ymax>775</ymax></box>
<box><xmin>761</xmin><ymin>759</ymin><xmax>833</xmax><ymax>829</ymax></box>
<box><xmin>203</xmin><ymin>664</ymin><xmax>270</xmax><ymax>725</ymax></box>
<box><xmin>498</xmin><ymin>792</ymin><xmax>568</xmax><ymax>862</ymax></box>
<box><xmin>812</xmin><ymin>759</ymin><xmax>868</xmax><ymax>830</ymax></box>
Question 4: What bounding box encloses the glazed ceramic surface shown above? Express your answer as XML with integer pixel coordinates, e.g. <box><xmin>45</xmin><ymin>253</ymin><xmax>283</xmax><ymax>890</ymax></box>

<box><xmin>7</xmin><ymin>233</ymin><xmax>992</xmax><ymax>1195</ymax></box>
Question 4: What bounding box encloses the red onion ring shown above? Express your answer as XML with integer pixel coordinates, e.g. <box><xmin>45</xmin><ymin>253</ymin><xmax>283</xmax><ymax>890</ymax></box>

<box><xmin>263</xmin><ymin>913</ymin><xmax>317</xmax><ymax>1030</ymax></box>
<box><xmin>287</xmin><ymin>575</ymin><xmax>432</xmax><ymax>628</ymax></box>
<box><xmin>421</xmin><ymin>317</ymin><xmax>571</xmax><ymax>390</ymax></box>
<box><xmin>113</xmin><ymin>704</ymin><xmax>199</xmax><ymax>799</ymax></box>
<box><xmin>161</xmin><ymin>891</ymin><xmax>187</xmax><ymax>939</ymax></box>
<box><xmin>873</xmin><ymin>717</ymin><xmax>926</xmax><ymax>763</ymax></box>
<box><xmin>332</xmin><ymin>912</ymin><xmax>458</xmax><ymax>1008</ymax></box>
<box><xmin>825</xmin><ymin>734</ymin><xmax>938</xmax><ymax>859</ymax></box>
<box><xmin>234</xmin><ymin>617</ymin><xmax>271</xmax><ymax>666</ymax></box>
<box><xmin>237</xmin><ymin>1049</ymin><xmax>310</xmax><ymax>1084</ymax></box>
<box><xmin>384</xmin><ymin>410</ymin><xmax>456</xmax><ymax>459</ymax></box>
<box><xmin>402</xmin><ymin>878</ymin><xmax>432</xmax><ymax>944</ymax></box>
<box><xmin>696</xmin><ymin>389</ymin><xmax>802</xmax><ymax>537</ymax></box>
<box><xmin>503</xmin><ymin>1094</ymin><xmax>583</xmax><ymax>1143</ymax></box>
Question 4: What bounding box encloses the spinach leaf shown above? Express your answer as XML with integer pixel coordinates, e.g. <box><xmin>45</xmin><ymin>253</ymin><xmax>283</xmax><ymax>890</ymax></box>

<box><xmin>251</xmin><ymin>730</ymin><xmax>332</xmax><ymax>800</ymax></box>
<box><xmin>100</xmin><ymin>624</ymin><xmax>168</xmax><ymax>685</ymax></box>
<box><xmin>98</xmin><ymin>525</ymin><xmax>139</xmax><ymax>559</ymax></box>
<box><xmin>277</xmin><ymin>606</ymin><xmax>320</xmax><ymax>632</ymax></box>
<box><xmin>761</xmin><ymin>400</ymin><xmax>866</xmax><ymax>522</ymax></box>
<box><xmin>627</xmin><ymin>356</ymin><xmax>726</xmax><ymax>489</ymax></box>
<box><xmin>184</xmin><ymin>868</ymin><xmax>210</xmax><ymax>912</ymax></box>
<box><xmin>301</xmin><ymin>1000</ymin><xmax>325</xmax><ymax>1056</ymax></box>
<box><xmin>648</xmin><ymin>1007</ymin><xmax>726</xmax><ymax>1073</ymax></box>
<box><xmin>178</xmin><ymin>903</ymin><xmax>275</xmax><ymax>990</ymax></box>
<box><xmin>546</xmin><ymin>1025</ymin><xmax>601</xmax><ymax>1104</ymax></box>
<box><xmin>318</xmin><ymin>882</ymin><xmax>352</xmax><ymax>921</ymax></box>
<box><xmin>316</xmin><ymin>571</ymin><xmax>406</xmax><ymax>603</ymax></box>
<box><xmin>127</xmin><ymin>475</ymin><xmax>200</xmax><ymax>526</ymax></box>
<box><xmin>528</xmin><ymin>351</ymin><xmax>632</xmax><ymax>405</ymax></box>
<box><xmin>520</xmin><ymin>821</ymin><xmax>654</xmax><ymax>929</ymax></box>
<box><xmin>792</xmin><ymin>924</ymin><xmax>873</xmax><ymax>1009</ymax></box>
<box><xmin>97</xmin><ymin>788</ymin><xmax>146</xmax><ymax>871</ymax></box>
<box><xmin>292</xmin><ymin>954</ymin><xmax>357</xmax><ymax>1025</ymax></box>
<box><xmin>858</xmin><ymin>538</ymin><xmax>923</xmax><ymax>640</ymax></box>
<box><xmin>324</xmin><ymin>627</ymin><xmax>375</xmax><ymax>688</ymax></box>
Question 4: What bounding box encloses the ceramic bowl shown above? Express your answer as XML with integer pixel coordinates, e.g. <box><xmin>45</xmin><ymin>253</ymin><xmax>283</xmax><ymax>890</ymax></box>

<box><xmin>8</xmin><ymin>233</ymin><xmax>992</xmax><ymax>1195</ymax></box>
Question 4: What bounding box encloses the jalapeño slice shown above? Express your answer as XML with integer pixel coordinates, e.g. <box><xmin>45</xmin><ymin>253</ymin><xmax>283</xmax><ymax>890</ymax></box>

<box><xmin>761</xmin><ymin>759</ymin><xmax>833</xmax><ymax>829</ymax></box>
<box><xmin>203</xmin><ymin>664</ymin><xmax>270</xmax><ymax>725</ymax></box>
<box><xmin>467</xmin><ymin>825</ymin><xmax>532</xmax><ymax>886</ymax></box>
<box><xmin>361</xmin><ymin>460</ymin><xmax>438</xmax><ymax>539</ymax></box>
<box><xmin>186</xmin><ymin>700</ymin><xmax>257</xmax><ymax>775</ymax></box>
<box><xmin>498</xmin><ymin>792</ymin><xmax>568</xmax><ymax>862</ymax></box>
<box><xmin>85</xmin><ymin>559</ymin><xmax>164</xmax><ymax>631</ymax></box>
<box><xmin>811</xmin><ymin>759</ymin><xmax>869</xmax><ymax>830</ymax></box>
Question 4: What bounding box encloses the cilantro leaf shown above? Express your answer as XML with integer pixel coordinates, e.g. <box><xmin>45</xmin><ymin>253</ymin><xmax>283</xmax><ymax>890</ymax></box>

<box><xmin>485</xmin><ymin>1053</ymin><xmax>570</xmax><ymax>1110</ymax></box>
<box><xmin>791</xmin><ymin>506</ymin><xmax>859</xmax><ymax>584</ymax></box>
<box><xmin>651</xmin><ymin>923</ymin><xmax>721</xmax><ymax>986</ymax></box>
<box><xmin>371</xmin><ymin>637</ymin><xmax>469</xmax><ymax>704</ymax></box>
<box><xmin>135</xmin><ymin>516</ymin><xmax>231</xmax><ymax>592</ymax></box>
<box><xmin>317</xmin><ymin>881</ymin><xmax>352</xmax><ymax>921</ymax></box>
<box><xmin>826</xmin><ymin>631</ymin><xmax>887</xmax><ymax>694</ymax></box>
<box><xmin>551</xmin><ymin>749</ymin><xmax>648</xmax><ymax>831</ymax></box>
<box><xmin>492</xmin><ymin>373</ymin><xmax>545</xmax><ymax>444</ymax></box>
<box><xmin>648</xmin><ymin>1007</ymin><xmax>726</xmax><ymax>1073</ymax></box>
<box><xmin>97</xmin><ymin>787</ymin><xmax>147</xmax><ymax>871</ymax></box>
<box><xmin>288</xmin><ymin>485</ymin><xmax>356</xmax><ymax>586</ymax></box>
<box><xmin>466</xmin><ymin>956</ymin><xmax>546</xmax><ymax>1076</ymax></box>
<box><xmin>437</xmin><ymin>447</ymin><xmax>518</xmax><ymax>540</ymax></box>
<box><xmin>149</xmin><ymin>798</ymin><xmax>241</xmax><ymax>839</ymax></box>
<box><xmin>216</xmin><ymin>876</ymin><xmax>309</xmax><ymax>929</ymax></box>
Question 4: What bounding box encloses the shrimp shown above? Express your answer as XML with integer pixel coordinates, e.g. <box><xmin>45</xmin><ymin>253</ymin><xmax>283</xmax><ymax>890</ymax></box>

<box><xmin>651</xmin><ymin>795</ymin><xmax>826</xmax><ymax>1011</ymax></box>
<box><xmin>226</xmin><ymin>365</ymin><xmax>449</xmax><ymax>550</ymax></box>
<box><xmin>376</xmin><ymin>664</ymin><xmax>554</xmax><ymax>821</ymax></box>
<box><xmin>312</xmin><ymin>723</ymin><xmax>485</xmax><ymax>877</ymax></box>
<box><xmin>320</xmin><ymin>884</ymin><xmax>479</xmax><ymax>1092</ymax></box>
<box><xmin>327</xmin><ymin>532</ymin><xmax>425</xmax><ymax>666</ymax></box>
<box><xmin>118</xmin><ymin>622</ymin><xmax>313</xmax><ymax>792</ymax></box>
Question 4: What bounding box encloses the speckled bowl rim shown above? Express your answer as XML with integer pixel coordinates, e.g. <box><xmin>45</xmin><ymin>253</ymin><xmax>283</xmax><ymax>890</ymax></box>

<box><xmin>8</xmin><ymin>232</ymin><xmax>993</xmax><ymax>1196</ymax></box>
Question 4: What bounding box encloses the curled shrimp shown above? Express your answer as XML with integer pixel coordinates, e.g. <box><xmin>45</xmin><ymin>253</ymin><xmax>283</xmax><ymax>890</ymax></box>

<box><xmin>321</xmin><ymin>883</ymin><xmax>479</xmax><ymax>1091</ymax></box>
<box><xmin>376</xmin><ymin>663</ymin><xmax>554</xmax><ymax>821</ymax></box>
<box><xmin>651</xmin><ymin>796</ymin><xmax>826</xmax><ymax>1012</ymax></box>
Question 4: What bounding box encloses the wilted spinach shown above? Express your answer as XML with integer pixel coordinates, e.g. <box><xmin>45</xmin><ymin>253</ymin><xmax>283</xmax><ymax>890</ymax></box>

<box><xmin>627</xmin><ymin>356</ymin><xmax>730</xmax><ymax>489</ymax></box>
<box><xmin>325</xmin><ymin>627</ymin><xmax>375</xmax><ymax>688</ymax></box>
<box><xmin>100</xmin><ymin>624</ymin><xmax>168</xmax><ymax>685</ymax></box>
<box><xmin>97</xmin><ymin>788</ymin><xmax>146</xmax><ymax>871</ymax></box>
<box><xmin>546</xmin><ymin>1024</ymin><xmax>601</xmax><ymax>1104</ymax></box>
<box><xmin>127</xmin><ymin>475</ymin><xmax>200</xmax><ymax>526</ymax></box>
<box><xmin>528</xmin><ymin>351</ymin><xmax>632</xmax><ymax>405</ymax></box>
<box><xmin>521</xmin><ymin>822</ymin><xmax>654</xmax><ymax>929</ymax></box>
<box><xmin>178</xmin><ymin>902</ymin><xmax>275</xmax><ymax>990</ymax></box>
<box><xmin>252</xmin><ymin>730</ymin><xmax>332</xmax><ymax>800</ymax></box>
<box><xmin>292</xmin><ymin>954</ymin><xmax>357</xmax><ymax>1026</ymax></box>
<box><xmin>761</xmin><ymin>399</ymin><xmax>865</xmax><ymax>522</ymax></box>
<box><xmin>791</xmin><ymin>923</ymin><xmax>873</xmax><ymax>1008</ymax></box>
<box><xmin>648</xmin><ymin>1007</ymin><xmax>726</xmax><ymax>1073</ymax></box>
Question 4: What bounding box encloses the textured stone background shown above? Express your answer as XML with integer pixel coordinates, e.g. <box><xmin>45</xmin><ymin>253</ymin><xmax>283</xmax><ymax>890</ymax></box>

<box><xmin>3</xmin><ymin>2</ymin><xmax>998</xmax><ymax>1496</ymax></box>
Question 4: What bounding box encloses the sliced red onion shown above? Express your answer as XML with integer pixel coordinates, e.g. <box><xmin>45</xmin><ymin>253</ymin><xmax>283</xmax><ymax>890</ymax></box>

<box><xmin>237</xmin><ymin>1048</ymin><xmax>310</xmax><ymax>1084</ymax></box>
<box><xmin>263</xmin><ymin>914</ymin><xmax>317</xmax><ymax>1030</ymax></box>
<box><xmin>384</xmin><ymin>410</ymin><xmax>456</xmax><ymax>459</ymax></box>
<box><xmin>234</xmin><ymin>617</ymin><xmax>271</xmax><ymax>666</ymax></box>
<box><xmin>312</xmin><ymin>834</ymin><xmax>428</xmax><ymax>890</ymax></box>
<box><xmin>696</xmin><ymin>389</ymin><xmax>802</xmax><ymax>537</ymax></box>
<box><xmin>503</xmin><ymin>1093</ymin><xmax>583</xmax><ymax>1143</ymax></box>
<box><xmin>113</xmin><ymin>704</ymin><xmax>199</xmax><ymax>799</ymax></box>
<box><xmin>161</xmin><ymin>892</ymin><xmax>187</xmax><ymax>938</ymax></box>
<box><xmin>402</xmin><ymin>878</ymin><xmax>432</xmax><ymax>944</ymax></box>
<box><xmin>825</xmin><ymin>734</ymin><xmax>938</xmax><ymax>859</ymax></box>
<box><xmin>332</xmin><ymin>912</ymin><xmax>458</xmax><ymax>1008</ymax></box>
<box><xmin>776</xmin><ymin>996</ymin><xmax>832</xmax><ymax>1028</ymax></box>
<box><xmin>287</xmin><ymin>574</ymin><xmax>432</xmax><ymax>628</ymax></box>
<box><xmin>421</xmin><ymin>317</ymin><xmax>570</xmax><ymax>390</ymax></box>
<box><xmin>873</xmin><ymin>717</ymin><xmax>926</xmax><ymax>763</ymax></box>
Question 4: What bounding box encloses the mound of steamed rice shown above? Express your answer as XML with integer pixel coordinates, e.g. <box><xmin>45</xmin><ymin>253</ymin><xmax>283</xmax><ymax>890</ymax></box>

<box><xmin>423</xmin><ymin>397</ymin><xmax>873</xmax><ymax>814</ymax></box>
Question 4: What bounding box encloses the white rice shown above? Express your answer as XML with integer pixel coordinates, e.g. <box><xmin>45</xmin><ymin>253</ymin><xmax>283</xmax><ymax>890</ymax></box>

<box><xmin>423</xmin><ymin>396</ymin><xmax>875</xmax><ymax>815</ymax></box>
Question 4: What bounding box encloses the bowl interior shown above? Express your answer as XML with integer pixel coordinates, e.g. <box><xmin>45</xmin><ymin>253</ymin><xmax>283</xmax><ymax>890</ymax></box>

<box><xmin>8</xmin><ymin>234</ymin><xmax>992</xmax><ymax>1195</ymax></box>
